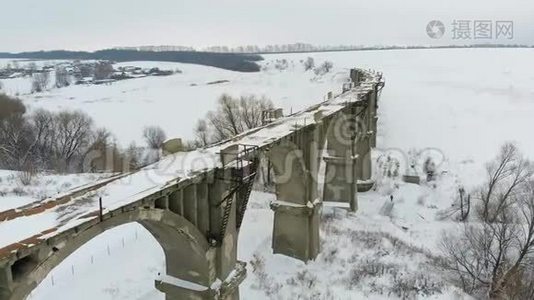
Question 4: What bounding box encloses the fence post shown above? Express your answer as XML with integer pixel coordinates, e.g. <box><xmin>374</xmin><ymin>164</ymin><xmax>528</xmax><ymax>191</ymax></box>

<box><xmin>99</xmin><ymin>197</ymin><xmax>103</xmax><ymax>222</ymax></box>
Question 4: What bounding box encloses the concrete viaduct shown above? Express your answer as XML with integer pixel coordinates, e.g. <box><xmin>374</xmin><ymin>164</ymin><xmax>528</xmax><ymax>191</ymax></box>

<box><xmin>0</xmin><ymin>68</ymin><xmax>384</xmax><ymax>300</ymax></box>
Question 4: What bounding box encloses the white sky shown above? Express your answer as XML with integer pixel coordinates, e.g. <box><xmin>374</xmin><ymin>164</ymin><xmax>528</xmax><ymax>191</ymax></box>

<box><xmin>1</xmin><ymin>0</ymin><xmax>533</xmax><ymax>52</ymax></box>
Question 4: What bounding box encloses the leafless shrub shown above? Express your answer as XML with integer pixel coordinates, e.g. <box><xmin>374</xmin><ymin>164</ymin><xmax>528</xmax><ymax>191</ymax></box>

<box><xmin>274</xmin><ymin>59</ymin><xmax>289</xmax><ymax>71</ymax></box>
<box><xmin>31</xmin><ymin>72</ymin><xmax>50</xmax><ymax>93</ymax></box>
<box><xmin>249</xmin><ymin>253</ymin><xmax>281</xmax><ymax>297</ymax></box>
<box><xmin>314</xmin><ymin>61</ymin><xmax>334</xmax><ymax>76</ymax></box>
<box><xmin>390</xmin><ymin>272</ymin><xmax>443</xmax><ymax>299</ymax></box>
<box><xmin>249</xmin><ymin>253</ymin><xmax>265</xmax><ymax>274</ymax></box>
<box><xmin>303</xmin><ymin>57</ymin><xmax>315</xmax><ymax>71</ymax></box>
<box><xmin>18</xmin><ymin>166</ymin><xmax>36</xmax><ymax>186</ymax></box>
<box><xmin>143</xmin><ymin>126</ymin><xmax>166</xmax><ymax>149</ymax></box>
<box><xmin>11</xmin><ymin>186</ymin><xmax>28</xmax><ymax>196</ymax></box>
<box><xmin>287</xmin><ymin>270</ymin><xmax>318</xmax><ymax>289</ymax></box>
<box><xmin>347</xmin><ymin>259</ymin><xmax>443</xmax><ymax>298</ymax></box>
<box><xmin>348</xmin><ymin>260</ymin><xmax>398</xmax><ymax>286</ymax></box>
<box><xmin>321</xmin><ymin>246</ymin><xmax>339</xmax><ymax>265</ymax></box>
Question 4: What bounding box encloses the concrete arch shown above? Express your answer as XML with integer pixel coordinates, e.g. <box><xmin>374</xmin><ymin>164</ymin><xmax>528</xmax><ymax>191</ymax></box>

<box><xmin>8</xmin><ymin>209</ymin><xmax>212</xmax><ymax>300</ymax></box>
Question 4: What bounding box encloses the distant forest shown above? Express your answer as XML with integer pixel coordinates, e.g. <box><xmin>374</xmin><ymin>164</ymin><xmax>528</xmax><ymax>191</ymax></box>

<box><xmin>0</xmin><ymin>49</ymin><xmax>263</xmax><ymax>72</ymax></box>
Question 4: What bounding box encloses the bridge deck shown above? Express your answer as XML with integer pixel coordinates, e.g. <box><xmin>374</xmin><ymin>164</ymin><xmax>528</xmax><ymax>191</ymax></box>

<box><xmin>0</xmin><ymin>71</ymin><xmax>382</xmax><ymax>262</ymax></box>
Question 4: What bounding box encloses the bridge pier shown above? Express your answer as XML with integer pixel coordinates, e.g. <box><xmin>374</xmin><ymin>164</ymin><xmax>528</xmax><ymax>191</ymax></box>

<box><xmin>356</xmin><ymin>132</ymin><xmax>372</xmax><ymax>182</ymax></box>
<box><xmin>268</xmin><ymin>124</ymin><xmax>323</xmax><ymax>261</ymax></box>
<box><xmin>368</xmin><ymin>88</ymin><xmax>379</xmax><ymax>148</ymax></box>
<box><xmin>322</xmin><ymin>110</ymin><xmax>359</xmax><ymax>212</ymax></box>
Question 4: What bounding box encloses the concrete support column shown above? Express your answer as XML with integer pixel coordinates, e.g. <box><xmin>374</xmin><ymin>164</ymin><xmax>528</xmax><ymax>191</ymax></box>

<box><xmin>208</xmin><ymin>178</ymin><xmax>225</xmax><ymax>242</ymax></box>
<box><xmin>370</xmin><ymin>116</ymin><xmax>378</xmax><ymax>148</ymax></box>
<box><xmin>368</xmin><ymin>89</ymin><xmax>378</xmax><ymax>148</ymax></box>
<box><xmin>323</xmin><ymin>157</ymin><xmax>358</xmax><ymax>211</ymax></box>
<box><xmin>183</xmin><ymin>185</ymin><xmax>198</xmax><ymax>226</ymax></box>
<box><xmin>196</xmin><ymin>182</ymin><xmax>210</xmax><ymax>237</ymax></box>
<box><xmin>0</xmin><ymin>264</ymin><xmax>13</xmax><ymax>300</ymax></box>
<box><xmin>155</xmin><ymin>195</ymin><xmax>169</xmax><ymax>210</ymax></box>
<box><xmin>208</xmin><ymin>177</ymin><xmax>239</xmax><ymax>289</ymax></box>
<box><xmin>322</xmin><ymin>111</ymin><xmax>358</xmax><ymax>211</ymax></box>
<box><xmin>270</xmin><ymin>200</ymin><xmax>321</xmax><ymax>261</ymax></box>
<box><xmin>267</xmin><ymin>125</ymin><xmax>322</xmax><ymax>261</ymax></box>
<box><xmin>168</xmin><ymin>189</ymin><xmax>184</xmax><ymax>216</ymax></box>
<box><xmin>356</xmin><ymin>134</ymin><xmax>372</xmax><ymax>181</ymax></box>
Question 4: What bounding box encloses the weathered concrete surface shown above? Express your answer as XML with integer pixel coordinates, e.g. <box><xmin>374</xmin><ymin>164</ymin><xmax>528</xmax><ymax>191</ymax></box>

<box><xmin>0</xmin><ymin>68</ymin><xmax>385</xmax><ymax>299</ymax></box>
<box><xmin>356</xmin><ymin>133</ymin><xmax>372</xmax><ymax>181</ymax></box>
<box><xmin>163</xmin><ymin>138</ymin><xmax>184</xmax><ymax>155</ymax></box>
<box><xmin>322</xmin><ymin>110</ymin><xmax>358</xmax><ymax>212</ymax></box>
<box><xmin>265</xmin><ymin>69</ymin><xmax>383</xmax><ymax>261</ymax></box>
<box><xmin>1</xmin><ymin>209</ymin><xmax>213</xmax><ymax>300</ymax></box>
<box><xmin>267</xmin><ymin>127</ymin><xmax>322</xmax><ymax>261</ymax></box>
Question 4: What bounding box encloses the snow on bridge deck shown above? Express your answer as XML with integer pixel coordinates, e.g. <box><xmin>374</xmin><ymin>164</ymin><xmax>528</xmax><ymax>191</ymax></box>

<box><xmin>0</xmin><ymin>71</ymin><xmax>382</xmax><ymax>260</ymax></box>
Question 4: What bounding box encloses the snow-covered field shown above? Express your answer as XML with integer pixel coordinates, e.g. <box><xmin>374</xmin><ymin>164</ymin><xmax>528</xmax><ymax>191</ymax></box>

<box><xmin>0</xmin><ymin>170</ymin><xmax>109</xmax><ymax>212</ymax></box>
<box><xmin>2</xmin><ymin>48</ymin><xmax>534</xmax><ymax>299</ymax></box>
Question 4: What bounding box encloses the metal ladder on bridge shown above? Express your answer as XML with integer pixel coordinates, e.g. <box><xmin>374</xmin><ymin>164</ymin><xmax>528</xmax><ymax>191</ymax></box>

<box><xmin>216</xmin><ymin>145</ymin><xmax>259</xmax><ymax>245</ymax></box>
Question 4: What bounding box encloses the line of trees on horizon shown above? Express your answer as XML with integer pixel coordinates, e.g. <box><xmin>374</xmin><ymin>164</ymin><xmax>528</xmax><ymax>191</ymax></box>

<box><xmin>0</xmin><ymin>50</ymin><xmax>263</xmax><ymax>73</ymax></box>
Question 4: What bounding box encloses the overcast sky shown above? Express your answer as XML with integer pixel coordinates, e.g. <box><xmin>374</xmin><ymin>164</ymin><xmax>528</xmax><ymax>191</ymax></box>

<box><xmin>1</xmin><ymin>0</ymin><xmax>533</xmax><ymax>52</ymax></box>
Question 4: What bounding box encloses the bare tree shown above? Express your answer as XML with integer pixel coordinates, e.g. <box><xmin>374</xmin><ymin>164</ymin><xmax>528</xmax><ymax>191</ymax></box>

<box><xmin>55</xmin><ymin>66</ymin><xmax>71</xmax><ymax>88</ymax></box>
<box><xmin>194</xmin><ymin>120</ymin><xmax>209</xmax><ymax>147</ymax></box>
<box><xmin>239</xmin><ymin>95</ymin><xmax>271</xmax><ymax>129</ymax></box>
<box><xmin>477</xmin><ymin>143</ymin><xmax>533</xmax><ymax>223</ymax></box>
<box><xmin>31</xmin><ymin>72</ymin><xmax>50</xmax><ymax>93</ymax></box>
<box><xmin>94</xmin><ymin>61</ymin><xmax>114</xmax><ymax>80</ymax></box>
<box><xmin>0</xmin><ymin>114</ymin><xmax>35</xmax><ymax>170</ymax></box>
<box><xmin>53</xmin><ymin>110</ymin><xmax>94</xmax><ymax>171</ymax></box>
<box><xmin>143</xmin><ymin>126</ymin><xmax>166</xmax><ymax>149</ymax></box>
<box><xmin>0</xmin><ymin>95</ymin><xmax>34</xmax><ymax>170</ymax></box>
<box><xmin>31</xmin><ymin>109</ymin><xmax>55</xmax><ymax>164</ymax></box>
<box><xmin>201</xmin><ymin>94</ymin><xmax>273</xmax><ymax>144</ymax></box>
<box><xmin>440</xmin><ymin>143</ymin><xmax>534</xmax><ymax>299</ymax></box>
<box><xmin>0</xmin><ymin>94</ymin><xmax>133</xmax><ymax>174</ymax></box>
